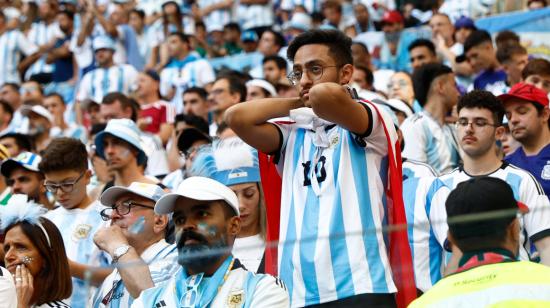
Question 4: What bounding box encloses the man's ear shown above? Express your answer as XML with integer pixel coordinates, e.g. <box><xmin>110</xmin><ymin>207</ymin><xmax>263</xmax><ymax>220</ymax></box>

<box><xmin>495</xmin><ymin>125</ymin><xmax>505</xmax><ymax>141</ymax></box>
<box><xmin>153</xmin><ymin>214</ymin><xmax>169</xmax><ymax>235</ymax></box>
<box><xmin>227</xmin><ymin>216</ymin><xmax>241</xmax><ymax>236</ymax></box>
<box><xmin>340</xmin><ymin>63</ymin><xmax>354</xmax><ymax>85</ymax></box>
<box><xmin>541</xmin><ymin>106</ymin><xmax>550</xmax><ymax>123</ymax></box>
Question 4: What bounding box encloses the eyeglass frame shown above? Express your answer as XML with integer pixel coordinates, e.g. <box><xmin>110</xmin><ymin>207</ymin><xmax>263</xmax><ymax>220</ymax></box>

<box><xmin>100</xmin><ymin>200</ymin><xmax>155</xmax><ymax>221</ymax></box>
<box><xmin>43</xmin><ymin>171</ymin><xmax>86</xmax><ymax>194</ymax></box>
<box><xmin>455</xmin><ymin>117</ymin><xmax>500</xmax><ymax>129</ymax></box>
<box><xmin>287</xmin><ymin>64</ymin><xmax>341</xmax><ymax>86</ymax></box>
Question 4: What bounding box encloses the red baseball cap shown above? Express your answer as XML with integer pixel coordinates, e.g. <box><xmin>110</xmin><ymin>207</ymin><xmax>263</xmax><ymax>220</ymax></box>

<box><xmin>498</xmin><ymin>82</ymin><xmax>549</xmax><ymax>107</ymax></box>
<box><xmin>381</xmin><ymin>10</ymin><xmax>404</xmax><ymax>25</ymax></box>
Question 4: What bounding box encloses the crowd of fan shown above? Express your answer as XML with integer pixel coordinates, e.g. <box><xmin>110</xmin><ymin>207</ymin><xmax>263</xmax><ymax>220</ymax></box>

<box><xmin>0</xmin><ymin>0</ymin><xmax>549</xmax><ymax>307</ymax></box>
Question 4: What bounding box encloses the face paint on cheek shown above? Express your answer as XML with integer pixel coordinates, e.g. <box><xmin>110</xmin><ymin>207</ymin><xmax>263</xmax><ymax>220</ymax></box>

<box><xmin>120</xmin><ymin>149</ymin><xmax>130</xmax><ymax>157</ymax></box>
<box><xmin>21</xmin><ymin>256</ymin><xmax>33</xmax><ymax>265</ymax></box>
<box><xmin>129</xmin><ymin>216</ymin><xmax>145</xmax><ymax>234</ymax></box>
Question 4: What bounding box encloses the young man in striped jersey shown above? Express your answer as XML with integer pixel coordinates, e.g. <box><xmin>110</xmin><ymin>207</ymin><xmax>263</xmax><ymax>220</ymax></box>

<box><xmin>439</xmin><ymin>90</ymin><xmax>550</xmax><ymax>269</ymax></box>
<box><xmin>92</xmin><ymin>182</ymin><xmax>178</xmax><ymax>307</ymax></box>
<box><xmin>226</xmin><ymin>29</ymin><xmax>403</xmax><ymax>307</ymax></box>
<box><xmin>40</xmin><ymin>138</ymin><xmax>112</xmax><ymax>308</ymax></box>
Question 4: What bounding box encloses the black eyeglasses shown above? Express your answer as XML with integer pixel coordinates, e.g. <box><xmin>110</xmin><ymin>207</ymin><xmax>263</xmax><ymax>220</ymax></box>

<box><xmin>287</xmin><ymin>65</ymin><xmax>339</xmax><ymax>86</ymax></box>
<box><xmin>455</xmin><ymin>118</ymin><xmax>499</xmax><ymax>129</ymax></box>
<box><xmin>100</xmin><ymin>200</ymin><xmax>154</xmax><ymax>221</ymax></box>
<box><xmin>44</xmin><ymin>172</ymin><xmax>86</xmax><ymax>193</ymax></box>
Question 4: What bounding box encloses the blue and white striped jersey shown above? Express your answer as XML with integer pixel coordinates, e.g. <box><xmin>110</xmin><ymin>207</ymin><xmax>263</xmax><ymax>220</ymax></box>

<box><xmin>273</xmin><ymin>104</ymin><xmax>397</xmax><ymax>307</ymax></box>
<box><xmin>197</xmin><ymin>0</ymin><xmax>231</xmax><ymax>32</ymax></box>
<box><xmin>25</xmin><ymin>21</ymin><xmax>62</xmax><ymax>80</ymax></box>
<box><xmin>236</xmin><ymin>2</ymin><xmax>274</xmax><ymax>30</ymax></box>
<box><xmin>279</xmin><ymin>0</ymin><xmax>321</xmax><ymax>13</ymax></box>
<box><xmin>439</xmin><ymin>163</ymin><xmax>550</xmax><ymax>261</ymax></box>
<box><xmin>402</xmin><ymin>161</ymin><xmax>449</xmax><ymax>292</ymax></box>
<box><xmin>76</xmin><ymin>64</ymin><xmax>139</xmax><ymax>103</ymax></box>
<box><xmin>92</xmin><ymin>240</ymin><xmax>179</xmax><ymax>308</ymax></box>
<box><xmin>403</xmin><ymin>158</ymin><xmax>438</xmax><ymax>179</ymax></box>
<box><xmin>44</xmin><ymin>201</ymin><xmax>109</xmax><ymax>308</ymax></box>
<box><xmin>160</xmin><ymin>59</ymin><xmax>215</xmax><ymax>114</ymax></box>
<box><xmin>401</xmin><ymin>111</ymin><xmax>460</xmax><ymax>175</ymax></box>
<box><xmin>0</xmin><ymin>30</ymin><xmax>39</xmax><ymax>85</ymax></box>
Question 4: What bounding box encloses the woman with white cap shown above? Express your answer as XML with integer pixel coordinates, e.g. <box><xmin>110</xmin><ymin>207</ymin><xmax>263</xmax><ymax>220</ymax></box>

<box><xmin>190</xmin><ymin>137</ymin><xmax>267</xmax><ymax>273</ymax></box>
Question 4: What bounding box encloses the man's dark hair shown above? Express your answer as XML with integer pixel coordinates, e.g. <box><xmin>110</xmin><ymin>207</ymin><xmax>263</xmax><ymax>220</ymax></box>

<box><xmin>184</xmin><ymin>87</ymin><xmax>208</xmax><ymax>100</ymax></box>
<box><xmin>0</xmin><ymin>99</ymin><xmax>14</xmax><ymax>119</ymax></box>
<box><xmin>496</xmin><ymin>43</ymin><xmax>527</xmax><ymax>64</ymax></box>
<box><xmin>352</xmin><ymin>41</ymin><xmax>369</xmax><ymax>55</ymax></box>
<box><xmin>262</xmin><ymin>29</ymin><xmax>286</xmax><ymax>49</ymax></box>
<box><xmin>39</xmin><ymin>137</ymin><xmax>88</xmax><ymax>173</ymax></box>
<box><xmin>216</xmin><ymin>75</ymin><xmax>247</xmax><ymax>102</ymax></box>
<box><xmin>57</xmin><ymin>9</ymin><xmax>74</xmax><ymax>21</ymax></box>
<box><xmin>522</xmin><ymin>58</ymin><xmax>550</xmax><ymax>80</ymax></box>
<box><xmin>408</xmin><ymin>38</ymin><xmax>436</xmax><ymax>56</ymax></box>
<box><xmin>168</xmin><ymin>31</ymin><xmax>190</xmax><ymax>45</ymax></box>
<box><xmin>0</xmin><ymin>133</ymin><xmax>33</xmax><ymax>152</ymax></box>
<box><xmin>130</xmin><ymin>9</ymin><xmax>145</xmax><ymax>20</ymax></box>
<box><xmin>175</xmin><ymin>114</ymin><xmax>210</xmax><ymax>135</ymax></box>
<box><xmin>322</xmin><ymin>0</ymin><xmax>342</xmax><ymax>13</ymax></box>
<box><xmin>263</xmin><ymin>55</ymin><xmax>287</xmax><ymax>70</ymax></box>
<box><xmin>412</xmin><ymin>63</ymin><xmax>453</xmax><ymax>107</ymax></box>
<box><xmin>287</xmin><ymin>30</ymin><xmax>353</xmax><ymax>66</ymax></box>
<box><xmin>224</xmin><ymin>22</ymin><xmax>241</xmax><ymax>33</ymax></box>
<box><xmin>495</xmin><ymin>30</ymin><xmax>520</xmax><ymax>47</ymax></box>
<box><xmin>45</xmin><ymin>92</ymin><xmax>65</xmax><ymax>104</ymax></box>
<box><xmin>446</xmin><ymin>177</ymin><xmax>519</xmax><ymax>252</ymax></box>
<box><xmin>1</xmin><ymin>82</ymin><xmax>20</xmax><ymax>93</ymax></box>
<box><xmin>457</xmin><ymin>90</ymin><xmax>505</xmax><ymax>126</ymax></box>
<box><xmin>102</xmin><ymin>92</ymin><xmax>138</xmax><ymax>122</ymax></box>
<box><xmin>353</xmin><ymin>65</ymin><xmax>374</xmax><ymax>88</ymax></box>
<box><xmin>463</xmin><ymin>30</ymin><xmax>493</xmax><ymax>54</ymax></box>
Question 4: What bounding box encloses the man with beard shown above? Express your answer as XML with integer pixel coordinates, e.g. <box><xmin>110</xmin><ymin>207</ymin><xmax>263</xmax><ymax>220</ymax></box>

<box><xmin>132</xmin><ymin>176</ymin><xmax>289</xmax><ymax>307</ymax></box>
<box><xmin>439</xmin><ymin>90</ymin><xmax>550</xmax><ymax>269</ymax></box>
<box><xmin>93</xmin><ymin>182</ymin><xmax>178</xmax><ymax>307</ymax></box>
<box><xmin>94</xmin><ymin>118</ymin><xmax>159</xmax><ymax>189</ymax></box>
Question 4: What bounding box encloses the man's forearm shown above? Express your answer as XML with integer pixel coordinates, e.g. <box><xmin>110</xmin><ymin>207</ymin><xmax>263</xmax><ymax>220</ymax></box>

<box><xmin>225</xmin><ymin>97</ymin><xmax>302</xmax><ymax>127</ymax></box>
<box><xmin>116</xmin><ymin>248</ymin><xmax>154</xmax><ymax>298</ymax></box>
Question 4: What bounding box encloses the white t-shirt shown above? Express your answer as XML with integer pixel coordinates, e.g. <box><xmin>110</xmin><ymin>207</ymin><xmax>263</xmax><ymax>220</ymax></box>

<box><xmin>232</xmin><ymin>234</ymin><xmax>265</xmax><ymax>273</ymax></box>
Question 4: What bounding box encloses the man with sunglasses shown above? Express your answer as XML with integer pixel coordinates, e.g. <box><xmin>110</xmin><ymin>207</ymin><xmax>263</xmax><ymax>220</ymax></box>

<box><xmin>0</xmin><ymin>151</ymin><xmax>53</xmax><ymax>209</ymax></box>
<box><xmin>40</xmin><ymin>138</ymin><xmax>112</xmax><ymax>307</ymax></box>
<box><xmin>92</xmin><ymin>182</ymin><xmax>178</xmax><ymax>308</ymax></box>
<box><xmin>439</xmin><ymin>90</ymin><xmax>550</xmax><ymax>270</ymax></box>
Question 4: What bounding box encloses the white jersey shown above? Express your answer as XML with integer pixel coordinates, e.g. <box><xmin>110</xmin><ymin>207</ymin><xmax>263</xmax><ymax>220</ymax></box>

<box><xmin>76</xmin><ymin>64</ymin><xmax>138</xmax><ymax>103</ymax></box>
<box><xmin>401</xmin><ymin>111</ymin><xmax>460</xmax><ymax>175</ymax></box>
<box><xmin>92</xmin><ymin>240</ymin><xmax>179</xmax><ymax>308</ymax></box>
<box><xmin>197</xmin><ymin>0</ymin><xmax>231</xmax><ymax>32</ymax></box>
<box><xmin>279</xmin><ymin>0</ymin><xmax>321</xmax><ymax>13</ymax></box>
<box><xmin>403</xmin><ymin>158</ymin><xmax>438</xmax><ymax>179</ymax></box>
<box><xmin>33</xmin><ymin>300</ymin><xmax>70</xmax><ymax>308</ymax></box>
<box><xmin>439</xmin><ymin>163</ymin><xmax>550</xmax><ymax>260</ymax></box>
<box><xmin>0</xmin><ymin>30</ymin><xmax>39</xmax><ymax>85</ymax></box>
<box><xmin>25</xmin><ymin>21</ymin><xmax>62</xmax><ymax>79</ymax></box>
<box><xmin>161</xmin><ymin>169</ymin><xmax>185</xmax><ymax>192</ymax></box>
<box><xmin>160</xmin><ymin>59</ymin><xmax>215</xmax><ymax>114</ymax></box>
<box><xmin>131</xmin><ymin>258</ymin><xmax>289</xmax><ymax>308</ymax></box>
<box><xmin>140</xmin><ymin>132</ymin><xmax>170</xmax><ymax>177</ymax></box>
<box><xmin>273</xmin><ymin>103</ymin><xmax>396</xmax><ymax>306</ymax></box>
<box><xmin>233</xmin><ymin>234</ymin><xmax>266</xmax><ymax>273</ymax></box>
<box><xmin>44</xmin><ymin>201</ymin><xmax>109</xmax><ymax>308</ymax></box>
<box><xmin>0</xmin><ymin>266</ymin><xmax>17</xmax><ymax>308</ymax></box>
<box><xmin>402</xmin><ymin>160</ymin><xmax>449</xmax><ymax>292</ymax></box>
<box><xmin>236</xmin><ymin>2</ymin><xmax>274</xmax><ymax>30</ymax></box>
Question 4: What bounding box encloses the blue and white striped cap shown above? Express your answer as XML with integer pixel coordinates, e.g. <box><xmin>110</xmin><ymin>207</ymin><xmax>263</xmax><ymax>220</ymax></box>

<box><xmin>0</xmin><ymin>152</ymin><xmax>42</xmax><ymax>177</ymax></box>
<box><xmin>94</xmin><ymin>119</ymin><xmax>147</xmax><ymax>164</ymax></box>
<box><xmin>190</xmin><ymin>137</ymin><xmax>260</xmax><ymax>187</ymax></box>
<box><xmin>100</xmin><ymin>182</ymin><xmax>166</xmax><ymax>207</ymax></box>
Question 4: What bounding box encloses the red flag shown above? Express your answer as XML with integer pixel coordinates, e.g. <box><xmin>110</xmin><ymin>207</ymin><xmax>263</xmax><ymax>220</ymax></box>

<box><xmin>365</xmin><ymin>100</ymin><xmax>417</xmax><ymax>307</ymax></box>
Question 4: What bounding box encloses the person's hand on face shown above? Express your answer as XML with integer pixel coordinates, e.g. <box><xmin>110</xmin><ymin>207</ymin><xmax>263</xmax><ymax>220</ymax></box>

<box><xmin>14</xmin><ymin>264</ymin><xmax>33</xmax><ymax>308</ymax></box>
<box><xmin>93</xmin><ymin>224</ymin><xmax>129</xmax><ymax>256</ymax></box>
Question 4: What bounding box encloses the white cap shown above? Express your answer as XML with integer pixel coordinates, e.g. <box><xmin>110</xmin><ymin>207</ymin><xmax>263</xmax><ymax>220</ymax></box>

<box><xmin>0</xmin><ymin>152</ymin><xmax>42</xmax><ymax>177</ymax></box>
<box><xmin>100</xmin><ymin>182</ymin><xmax>167</xmax><ymax>206</ymax></box>
<box><xmin>93</xmin><ymin>35</ymin><xmax>116</xmax><ymax>51</ymax></box>
<box><xmin>155</xmin><ymin>177</ymin><xmax>239</xmax><ymax>215</ymax></box>
<box><xmin>286</xmin><ymin>12</ymin><xmax>312</xmax><ymax>32</ymax></box>
<box><xmin>246</xmin><ymin>79</ymin><xmax>277</xmax><ymax>97</ymax></box>
<box><xmin>20</xmin><ymin>105</ymin><xmax>54</xmax><ymax>123</ymax></box>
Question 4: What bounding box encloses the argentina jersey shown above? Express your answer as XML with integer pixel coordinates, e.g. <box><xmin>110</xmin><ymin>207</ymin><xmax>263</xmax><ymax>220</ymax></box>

<box><xmin>92</xmin><ymin>240</ymin><xmax>178</xmax><ymax>308</ymax></box>
<box><xmin>76</xmin><ymin>64</ymin><xmax>138</xmax><ymax>103</ymax></box>
<box><xmin>44</xmin><ymin>201</ymin><xmax>109</xmax><ymax>308</ymax></box>
<box><xmin>198</xmin><ymin>0</ymin><xmax>231</xmax><ymax>32</ymax></box>
<box><xmin>401</xmin><ymin>111</ymin><xmax>460</xmax><ymax>175</ymax></box>
<box><xmin>273</xmin><ymin>104</ymin><xmax>396</xmax><ymax>307</ymax></box>
<box><xmin>0</xmin><ymin>30</ymin><xmax>39</xmax><ymax>85</ymax></box>
<box><xmin>439</xmin><ymin>162</ymin><xmax>550</xmax><ymax>261</ymax></box>
<box><xmin>25</xmin><ymin>21</ymin><xmax>61</xmax><ymax>79</ymax></box>
<box><xmin>279</xmin><ymin>0</ymin><xmax>321</xmax><ymax>13</ymax></box>
<box><xmin>402</xmin><ymin>161</ymin><xmax>449</xmax><ymax>292</ymax></box>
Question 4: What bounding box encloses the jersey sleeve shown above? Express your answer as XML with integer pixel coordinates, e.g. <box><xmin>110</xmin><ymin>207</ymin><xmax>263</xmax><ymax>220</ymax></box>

<box><xmin>427</xmin><ymin>179</ymin><xmax>450</xmax><ymax>248</ymax></box>
<box><xmin>270</xmin><ymin>121</ymin><xmax>292</xmax><ymax>170</ymax></box>
<box><xmin>354</xmin><ymin>101</ymin><xmax>392</xmax><ymax>156</ymax></box>
<box><xmin>76</xmin><ymin>72</ymin><xmax>92</xmax><ymax>101</ymax></box>
<box><xmin>248</xmin><ymin>275</ymin><xmax>290</xmax><ymax>308</ymax></box>
<box><xmin>196</xmin><ymin>61</ymin><xmax>216</xmax><ymax>86</ymax></box>
<box><xmin>16</xmin><ymin>31</ymin><xmax>39</xmax><ymax>56</ymax></box>
<box><xmin>401</xmin><ymin>117</ymin><xmax>428</xmax><ymax>163</ymax></box>
<box><xmin>520</xmin><ymin>175</ymin><xmax>550</xmax><ymax>242</ymax></box>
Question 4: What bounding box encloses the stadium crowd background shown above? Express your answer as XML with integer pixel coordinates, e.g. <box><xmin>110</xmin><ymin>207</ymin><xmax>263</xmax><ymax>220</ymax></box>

<box><xmin>0</xmin><ymin>0</ymin><xmax>550</xmax><ymax>307</ymax></box>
